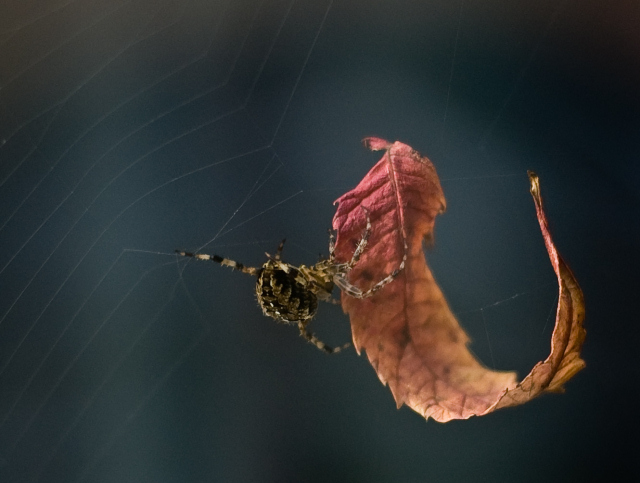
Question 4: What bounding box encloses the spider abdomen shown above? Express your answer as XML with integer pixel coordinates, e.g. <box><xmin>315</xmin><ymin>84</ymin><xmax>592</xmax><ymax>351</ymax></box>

<box><xmin>256</xmin><ymin>264</ymin><xmax>318</xmax><ymax>323</ymax></box>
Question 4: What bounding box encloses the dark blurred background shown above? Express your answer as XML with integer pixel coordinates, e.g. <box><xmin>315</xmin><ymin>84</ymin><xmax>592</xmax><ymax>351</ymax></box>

<box><xmin>0</xmin><ymin>0</ymin><xmax>637</xmax><ymax>481</ymax></box>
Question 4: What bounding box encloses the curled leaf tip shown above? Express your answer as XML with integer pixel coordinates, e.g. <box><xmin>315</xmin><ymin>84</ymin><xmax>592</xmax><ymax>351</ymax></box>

<box><xmin>362</xmin><ymin>137</ymin><xmax>392</xmax><ymax>152</ymax></box>
<box><xmin>528</xmin><ymin>171</ymin><xmax>540</xmax><ymax>197</ymax></box>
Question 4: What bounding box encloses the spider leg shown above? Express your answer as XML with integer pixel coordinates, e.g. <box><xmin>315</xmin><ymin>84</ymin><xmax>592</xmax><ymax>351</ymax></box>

<box><xmin>328</xmin><ymin>229</ymin><xmax>336</xmax><ymax>263</ymax></box>
<box><xmin>274</xmin><ymin>239</ymin><xmax>286</xmax><ymax>261</ymax></box>
<box><xmin>296</xmin><ymin>321</ymin><xmax>350</xmax><ymax>354</ymax></box>
<box><xmin>265</xmin><ymin>240</ymin><xmax>287</xmax><ymax>261</ymax></box>
<box><xmin>334</xmin><ymin>236</ymin><xmax>408</xmax><ymax>299</ymax></box>
<box><xmin>175</xmin><ymin>250</ymin><xmax>259</xmax><ymax>276</ymax></box>
<box><xmin>346</xmin><ymin>208</ymin><xmax>372</xmax><ymax>269</ymax></box>
<box><xmin>327</xmin><ymin>208</ymin><xmax>371</xmax><ymax>267</ymax></box>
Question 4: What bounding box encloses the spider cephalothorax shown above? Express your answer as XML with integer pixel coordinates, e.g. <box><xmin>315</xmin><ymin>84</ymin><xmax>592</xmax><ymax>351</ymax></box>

<box><xmin>176</xmin><ymin>216</ymin><xmax>406</xmax><ymax>354</ymax></box>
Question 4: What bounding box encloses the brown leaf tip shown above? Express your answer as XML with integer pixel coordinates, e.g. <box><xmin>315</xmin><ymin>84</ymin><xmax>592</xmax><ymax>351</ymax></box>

<box><xmin>528</xmin><ymin>171</ymin><xmax>540</xmax><ymax>198</ymax></box>
<box><xmin>362</xmin><ymin>137</ymin><xmax>392</xmax><ymax>152</ymax></box>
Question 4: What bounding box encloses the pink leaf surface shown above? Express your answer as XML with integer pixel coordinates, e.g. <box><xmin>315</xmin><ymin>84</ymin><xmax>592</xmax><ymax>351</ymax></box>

<box><xmin>332</xmin><ymin>138</ymin><xmax>585</xmax><ymax>422</ymax></box>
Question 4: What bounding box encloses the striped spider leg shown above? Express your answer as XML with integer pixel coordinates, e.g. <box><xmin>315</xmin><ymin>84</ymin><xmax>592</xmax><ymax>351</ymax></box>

<box><xmin>329</xmin><ymin>209</ymin><xmax>408</xmax><ymax>299</ymax></box>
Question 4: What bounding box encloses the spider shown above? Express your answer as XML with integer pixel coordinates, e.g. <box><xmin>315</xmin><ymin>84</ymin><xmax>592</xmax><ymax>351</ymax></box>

<box><xmin>176</xmin><ymin>215</ymin><xmax>406</xmax><ymax>354</ymax></box>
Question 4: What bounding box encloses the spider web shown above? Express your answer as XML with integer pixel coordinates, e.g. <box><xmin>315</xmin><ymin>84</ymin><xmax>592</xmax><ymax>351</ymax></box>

<box><xmin>0</xmin><ymin>0</ymin><xmax>636</xmax><ymax>482</ymax></box>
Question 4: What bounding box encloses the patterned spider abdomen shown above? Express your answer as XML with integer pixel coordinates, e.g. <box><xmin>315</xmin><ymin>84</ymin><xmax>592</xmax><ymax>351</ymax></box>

<box><xmin>256</xmin><ymin>262</ymin><xmax>318</xmax><ymax>323</ymax></box>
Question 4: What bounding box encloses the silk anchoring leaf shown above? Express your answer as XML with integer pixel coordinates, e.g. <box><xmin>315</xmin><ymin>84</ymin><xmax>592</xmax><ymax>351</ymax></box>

<box><xmin>332</xmin><ymin>137</ymin><xmax>585</xmax><ymax>422</ymax></box>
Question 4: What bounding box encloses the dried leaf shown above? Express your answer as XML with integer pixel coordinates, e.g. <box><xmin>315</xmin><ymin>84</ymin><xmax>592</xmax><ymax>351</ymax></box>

<box><xmin>332</xmin><ymin>138</ymin><xmax>585</xmax><ymax>421</ymax></box>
